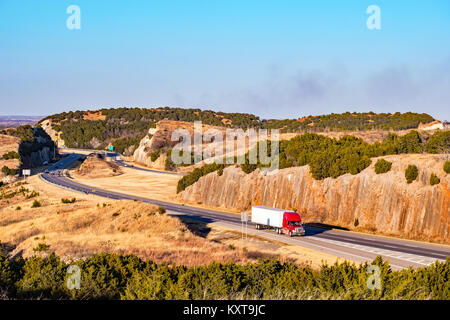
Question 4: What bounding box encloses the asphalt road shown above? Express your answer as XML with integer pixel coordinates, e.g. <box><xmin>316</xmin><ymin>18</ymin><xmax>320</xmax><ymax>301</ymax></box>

<box><xmin>41</xmin><ymin>152</ymin><xmax>450</xmax><ymax>270</ymax></box>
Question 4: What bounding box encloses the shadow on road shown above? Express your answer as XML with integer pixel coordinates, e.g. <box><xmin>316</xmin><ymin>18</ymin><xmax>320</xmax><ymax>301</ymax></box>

<box><xmin>303</xmin><ymin>222</ymin><xmax>349</xmax><ymax>236</ymax></box>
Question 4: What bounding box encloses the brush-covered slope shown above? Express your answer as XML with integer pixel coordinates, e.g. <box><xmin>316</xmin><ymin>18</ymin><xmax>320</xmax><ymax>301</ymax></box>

<box><xmin>39</xmin><ymin>107</ymin><xmax>260</xmax><ymax>155</ymax></box>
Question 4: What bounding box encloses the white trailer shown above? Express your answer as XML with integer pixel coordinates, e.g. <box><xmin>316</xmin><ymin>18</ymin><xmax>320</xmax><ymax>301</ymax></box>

<box><xmin>251</xmin><ymin>206</ymin><xmax>285</xmax><ymax>229</ymax></box>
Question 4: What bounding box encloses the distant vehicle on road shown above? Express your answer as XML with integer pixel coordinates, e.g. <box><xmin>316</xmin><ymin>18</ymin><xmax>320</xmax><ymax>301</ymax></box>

<box><xmin>251</xmin><ymin>206</ymin><xmax>305</xmax><ymax>237</ymax></box>
<box><xmin>43</xmin><ymin>161</ymin><xmax>48</xmax><ymax>165</ymax></box>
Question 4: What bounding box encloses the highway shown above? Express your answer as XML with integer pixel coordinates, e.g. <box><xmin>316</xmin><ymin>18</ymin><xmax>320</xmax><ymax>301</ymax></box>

<box><xmin>41</xmin><ymin>152</ymin><xmax>450</xmax><ymax>270</ymax></box>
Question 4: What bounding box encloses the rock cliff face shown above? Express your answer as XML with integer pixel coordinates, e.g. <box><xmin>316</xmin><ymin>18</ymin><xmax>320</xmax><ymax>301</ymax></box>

<box><xmin>41</xmin><ymin>119</ymin><xmax>65</xmax><ymax>147</ymax></box>
<box><xmin>132</xmin><ymin>126</ymin><xmax>161</xmax><ymax>168</ymax></box>
<box><xmin>18</xmin><ymin>129</ymin><xmax>56</xmax><ymax>169</ymax></box>
<box><xmin>179</xmin><ymin>154</ymin><xmax>450</xmax><ymax>243</ymax></box>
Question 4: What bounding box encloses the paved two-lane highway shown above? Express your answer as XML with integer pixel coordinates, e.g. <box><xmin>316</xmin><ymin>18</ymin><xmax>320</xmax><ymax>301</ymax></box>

<box><xmin>41</xmin><ymin>152</ymin><xmax>450</xmax><ymax>270</ymax></box>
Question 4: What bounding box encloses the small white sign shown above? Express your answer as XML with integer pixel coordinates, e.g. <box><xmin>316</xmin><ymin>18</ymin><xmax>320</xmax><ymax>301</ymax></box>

<box><xmin>22</xmin><ymin>169</ymin><xmax>31</xmax><ymax>176</ymax></box>
<box><xmin>241</xmin><ymin>211</ymin><xmax>249</xmax><ymax>222</ymax></box>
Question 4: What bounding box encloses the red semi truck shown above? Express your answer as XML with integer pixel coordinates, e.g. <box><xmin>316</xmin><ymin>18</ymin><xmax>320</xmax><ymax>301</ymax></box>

<box><xmin>251</xmin><ymin>206</ymin><xmax>305</xmax><ymax>236</ymax></box>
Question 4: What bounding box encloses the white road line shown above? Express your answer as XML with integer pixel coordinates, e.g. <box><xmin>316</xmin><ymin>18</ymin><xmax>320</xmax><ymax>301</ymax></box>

<box><xmin>308</xmin><ymin>236</ymin><xmax>443</xmax><ymax>266</ymax></box>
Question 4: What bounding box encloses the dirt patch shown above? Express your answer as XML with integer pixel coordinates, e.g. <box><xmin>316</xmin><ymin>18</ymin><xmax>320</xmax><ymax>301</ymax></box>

<box><xmin>83</xmin><ymin>111</ymin><xmax>106</xmax><ymax>121</ymax></box>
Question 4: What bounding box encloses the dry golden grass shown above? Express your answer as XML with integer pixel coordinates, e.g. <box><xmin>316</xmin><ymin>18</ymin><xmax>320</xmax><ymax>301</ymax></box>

<box><xmin>0</xmin><ymin>134</ymin><xmax>20</xmax><ymax>156</ymax></box>
<box><xmin>0</xmin><ymin>175</ymin><xmax>348</xmax><ymax>269</ymax></box>
<box><xmin>0</xmin><ymin>134</ymin><xmax>20</xmax><ymax>178</ymax></box>
<box><xmin>0</xmin><ymin>180</ymin><xmax>250</xmax><ymax>265</ymax></box>
<box><xmin>71</xmin><ymin>166</ymin><xmax>179</xmax><ymax>202</ymax></box>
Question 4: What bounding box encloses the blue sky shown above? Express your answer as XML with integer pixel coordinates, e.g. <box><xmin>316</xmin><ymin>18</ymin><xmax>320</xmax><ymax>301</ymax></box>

<box><xmin>1</xmin><ymin>0</ymin><xmax>449</xmax><ymax>120</ymax></box>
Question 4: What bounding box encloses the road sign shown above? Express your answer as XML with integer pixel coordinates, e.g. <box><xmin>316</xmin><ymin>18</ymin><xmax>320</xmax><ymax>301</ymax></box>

<box><xmin>241</xmin><ymin>211</ymin><xmax>249</xmax><ymax>241</ymax></box>
<box><xmin>22</xmin><ymin>169</ymin><xmax>31</xmax><ymax>176</ymax></box>
<box><xmin>108</xmin><ymin>145</ymin><xmax>114</xmax><ymax>151</ymax></box>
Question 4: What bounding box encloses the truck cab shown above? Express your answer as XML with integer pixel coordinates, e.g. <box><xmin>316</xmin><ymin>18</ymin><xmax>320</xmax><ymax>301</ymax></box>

<box><xmin>251</xmin><ymin>206</ymin><xmax>306</xmax><ymax>237</ymax></box>
<box><xmin>282</xmin><ymin>212</ymin><xmax>305</xmax><ymax>236</ymax></box>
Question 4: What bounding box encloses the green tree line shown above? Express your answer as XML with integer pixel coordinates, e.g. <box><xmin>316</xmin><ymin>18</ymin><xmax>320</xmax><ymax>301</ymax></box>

<box><xmin>0</xmin><ymin>252</ymin><xmax>448</xmax><ymax>300</ymax></box>
<box><xmin>262</xmin><ymin>111</ymin><xmax>435</xmax><ymax>132</ymax></box>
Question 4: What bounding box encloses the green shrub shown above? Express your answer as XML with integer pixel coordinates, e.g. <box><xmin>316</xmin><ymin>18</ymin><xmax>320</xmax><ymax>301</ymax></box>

<box><xmin>25</xmin><ymin>191</ymin><xmax>39</xmax><ymax>199</ymax></box>
<box><xmin>61</xmin><ymin>198</ymin><xmax>76</xmax><ymax>204</ymax></box>
<box><xmin>405</xmin><ymin>165</ymin><xmax>418</xmax><ymax>184</ymax></box>
<box><xmin>444</xmin><ymin>161</ymin><xmax>450</xmax><ymax>174</ymax></box>
<box><xmin>15</xmin><ymin>206</ymin><xmax>21</xmax><ymax>211</ymax></box>
<box><xmin>0</xmin><ymin>254</ymin><xmax>21</xmax><ymax>296</ymax></box>
<box><xmin>354</xmin><ymin>218</ymin><xmax>359</xmax><ymax>227</ymax></box>
<box><xmin>374</xmin><ymin>159</ymin><xmax>392</xmax><ymax>174</ymax></box>
<box><xmin>33</xmin><ymin>243</ymin><xmax>50</xmax><ymax>252</ymax></box>
<box><xmin>164</xmin><ymin>150</ymin><xmax>176</xmax><ymax>171</ymax></box>
<box><xmin>31</xmin><ymin>200</ymin><xmax>41</xmax><ymax>208</ymax></box>
<box><xmin>2</xmin><ymin>151</ymin><xmax>20</xmax><ymax>160</ymax></box>
<box><xmin>150</xmin><ymin>149</ymin><xmax>161</xmax><ymax>162</ymax></box>
<box><xmin>1</xmin><ymin>166</ymin><xmax>17</xmax><ymax>176</ymax></box>
<box><xmin>177</xmin><ymin>162</ymin><xmax>225</xmax><ymax>193</ymax></box>
<box><xmin>15</xmin><ymin>253</ymin><xmax>67</xmax><ymax>299</ymax></box>
<box><xmin>158</xmin><ymin>206</ymin><xmax>166</xmax><ymax>215</ymax></box>
<box><xmin>426</xmin><ymin>131</ymin><xmax>450</xmax><ymax>154</ymax></box>
<box><xmin>430</xmin><ymin>173</ymin><xmax>440</xmax><ymax>186</ymax></box>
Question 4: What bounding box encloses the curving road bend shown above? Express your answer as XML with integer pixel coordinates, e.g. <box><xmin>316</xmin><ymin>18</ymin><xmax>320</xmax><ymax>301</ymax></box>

<box><xmin>41</xmin><ymin>153</ymin><xmax>450</xmax><ymax>270</ymax></box>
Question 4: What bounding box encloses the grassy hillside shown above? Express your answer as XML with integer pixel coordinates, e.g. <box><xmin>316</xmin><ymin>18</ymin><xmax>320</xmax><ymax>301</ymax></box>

<box><xmin>40</xmin><ymin>108</ymin><xmax>435</xmax><ymax>154</ymax></box>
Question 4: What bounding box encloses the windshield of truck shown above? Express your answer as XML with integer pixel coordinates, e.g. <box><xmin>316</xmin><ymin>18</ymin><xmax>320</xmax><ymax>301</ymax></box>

<box><xmin>289</xmin><ymin>221</ymin><xmax>302</xmax><ymax>226</ymax></box>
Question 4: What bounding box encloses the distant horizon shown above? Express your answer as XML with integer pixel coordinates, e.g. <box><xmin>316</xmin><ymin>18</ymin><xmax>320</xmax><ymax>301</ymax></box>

<box><xmin>0</xmin><ymin>107</ymin><xmax>446</xmax><ymax>123</ymax></box>
<box><xmin>1</xmin><ymin>1</ymin><xmax>449</xmax><ymax>121</ymax></box>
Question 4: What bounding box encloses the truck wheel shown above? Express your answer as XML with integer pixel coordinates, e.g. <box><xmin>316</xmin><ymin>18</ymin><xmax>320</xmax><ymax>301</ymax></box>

<box><xmin>289</xmin><ymin>231</ymin><xmax>293</xmax><ymax>237</ymax></box>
